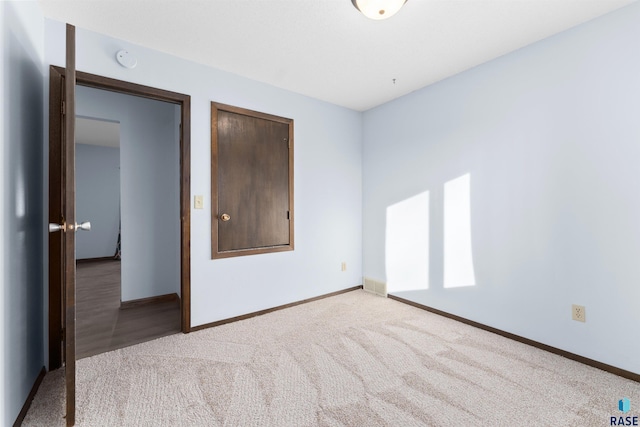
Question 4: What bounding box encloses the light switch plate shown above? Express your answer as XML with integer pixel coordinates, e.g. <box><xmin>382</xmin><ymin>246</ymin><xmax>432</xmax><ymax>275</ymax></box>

<box><xmin>194</xmin><ymin>195</ymin><xmax>204</xmax><ymax>209</ymax></box>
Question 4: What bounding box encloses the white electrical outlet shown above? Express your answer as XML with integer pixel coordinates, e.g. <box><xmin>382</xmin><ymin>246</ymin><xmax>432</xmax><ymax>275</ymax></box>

<box><xmin>572</xmin><ymin>304</ymin><xmax>586</xmax><ymax>322</ymax></box>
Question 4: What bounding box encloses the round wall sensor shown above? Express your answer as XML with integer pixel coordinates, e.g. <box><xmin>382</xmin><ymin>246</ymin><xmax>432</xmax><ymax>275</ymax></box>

<box><xmin>116</xmin><ymin>50</ymin><xmax>137</xmax><ymax>69</ymax></box>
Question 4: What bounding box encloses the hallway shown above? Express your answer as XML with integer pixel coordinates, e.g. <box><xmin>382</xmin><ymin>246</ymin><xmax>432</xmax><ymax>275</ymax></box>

<box><xmin>76</xmin><ymin>260</ymin><xmax>180</xmax><ymax>359</ymax></box>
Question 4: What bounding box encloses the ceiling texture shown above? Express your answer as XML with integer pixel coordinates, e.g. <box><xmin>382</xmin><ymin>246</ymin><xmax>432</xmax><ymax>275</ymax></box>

<box><xmin>38</xmin><ymin>0</ymin><xmax>635</xmax><ymax>111</ymax></box>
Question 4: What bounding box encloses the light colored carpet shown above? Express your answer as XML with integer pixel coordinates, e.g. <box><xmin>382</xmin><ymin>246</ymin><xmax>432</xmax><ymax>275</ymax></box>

<box><xmin>24</xmin><ymin>290</ymin><xmax>640</xmax><ymax>426</ymax></box>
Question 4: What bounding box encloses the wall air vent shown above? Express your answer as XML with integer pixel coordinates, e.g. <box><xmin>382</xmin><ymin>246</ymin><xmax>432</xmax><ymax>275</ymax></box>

<box><xmin>363</xmin><ymin>277</ymin><xmax>387</xmax><ymax>297</ymax></box>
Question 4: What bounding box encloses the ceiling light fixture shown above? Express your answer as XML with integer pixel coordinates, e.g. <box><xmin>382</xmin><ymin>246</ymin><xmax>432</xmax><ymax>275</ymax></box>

<box><xmin>351</xmin><ymin>0</ymin><xmax>407</xmax><ymax>20</ymax></box>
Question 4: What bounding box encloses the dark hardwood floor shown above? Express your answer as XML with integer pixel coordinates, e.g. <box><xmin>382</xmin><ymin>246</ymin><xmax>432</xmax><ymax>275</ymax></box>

<box><xmin>76</xmin><ymin>260</ymin><xmax>180</xmax><ymax>359</ymax></box>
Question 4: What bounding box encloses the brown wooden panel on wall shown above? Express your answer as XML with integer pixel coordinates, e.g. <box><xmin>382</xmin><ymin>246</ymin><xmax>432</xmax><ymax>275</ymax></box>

<box><xmin>211</xmin><ymin>102</ymin><xmax>294</xmax><ymax>259</ymax></box>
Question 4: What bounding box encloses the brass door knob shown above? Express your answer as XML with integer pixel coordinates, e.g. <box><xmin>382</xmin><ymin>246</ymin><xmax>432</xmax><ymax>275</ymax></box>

<box><xmin>220</xmin><ymin>213</ymin><xmax>231</xmax><ymax>222</ymax></box>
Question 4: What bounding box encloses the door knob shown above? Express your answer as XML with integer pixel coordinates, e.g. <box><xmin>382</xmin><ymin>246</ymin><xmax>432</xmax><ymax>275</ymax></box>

<box><xmin>49</xmin><ymin>223</ymin><xmax>65</xmax><ymax>233</ymax></box>
<box><xmin>74</xmin><ymin>221</ymin><xmax>91</xmax><ymax>232</ymax></box>
<box><xmin>220</xmin><ymin>213</ymin><xmax>231</xmax><ymax>222</ymax></box>
<box><xmin>49</xmin><ymin>221</ymin><xmax>91</xmax><ymax>232</ymax></box>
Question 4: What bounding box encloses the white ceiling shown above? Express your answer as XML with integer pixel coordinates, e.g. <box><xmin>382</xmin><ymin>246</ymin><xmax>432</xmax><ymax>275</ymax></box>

<box><xmin>38</xmin><ymin>0</ymin><xmax>635</xmax><ymax>111</ymax></box>
<box><xmin>76</xmin><ymin>117</ymin><xmax>120</xmax><ymax>148</ymax></box>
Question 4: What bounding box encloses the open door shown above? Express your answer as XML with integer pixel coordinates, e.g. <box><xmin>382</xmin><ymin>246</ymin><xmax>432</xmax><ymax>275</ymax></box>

<box><xmin>48</xmin><ymin>23</ymin><xmax>78</xmax><ymax>426</ymax></box>
<box><xmin>63</xmin><ymin>23</ymin><xmax>77</xmax><ymax>427</ymax></box>
<box><xmin>48</xmin><ymin>25</ymin><xmax>192</xmax><ymax>426</ymax></box>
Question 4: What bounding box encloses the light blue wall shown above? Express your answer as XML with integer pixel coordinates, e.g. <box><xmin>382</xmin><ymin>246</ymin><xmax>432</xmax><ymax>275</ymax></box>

<box><xmin>0</xmin><ymin>1</ymin><xmax>45</xmax><ymax>425</ymax></box>
<box><xmin>363</xmin><ymin>3</ymin><xmax>640</xmax><ymax>374</ymax></box>
<box><xmin>75</xmin><ymin>143</ymin><xmax>120</xmax><ymax>260</ymax></box>
<box><xmin>75</xmin><ymin>86</ymin><xmax>181</xmax><ymax>301</ymax></box>
<box><xmin>45</xmin><ymin>19</ymin><xmax>364</xmax><ymax>326</ymax></box>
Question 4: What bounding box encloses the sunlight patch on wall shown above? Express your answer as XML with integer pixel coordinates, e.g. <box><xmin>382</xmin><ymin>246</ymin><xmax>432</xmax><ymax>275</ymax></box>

<box><xmin>444</xmin><ymin>173</ymin><xmax>476</xmax><ymax>288</ymax></box>
<box><xmin>385</xmin><ymin>191</ymin><xmax>430</xmax><ymax>292</ymax></box>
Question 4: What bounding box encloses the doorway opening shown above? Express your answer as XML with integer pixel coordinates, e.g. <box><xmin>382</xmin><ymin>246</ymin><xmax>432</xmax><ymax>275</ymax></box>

<box><xmin>48</xmin><ymin>66</ymin><xmax>191</xmax><ymax>369</ymax></box>
<box><xmin>74</xmin><ymin>107</ymin><xmax>180</xmax><ymax>358</ymax></box>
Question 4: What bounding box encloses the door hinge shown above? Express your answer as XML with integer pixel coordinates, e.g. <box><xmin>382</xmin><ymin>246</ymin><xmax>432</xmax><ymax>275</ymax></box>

<box><xmin>62</xmin><ymin>101</ymin><xmax>66</xmax><ymax>115</ymax></box>
<box><xmin>287</xmin><ymin>211</ymin><xmax>290</xmax><ymax>220</ymax></box>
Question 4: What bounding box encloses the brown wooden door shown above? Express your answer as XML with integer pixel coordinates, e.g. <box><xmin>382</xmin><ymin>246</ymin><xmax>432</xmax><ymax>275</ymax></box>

<box><xmin>48</xmin><ymin>23</ymin><xmax>77</xmax><ymax>426</ymax></box>
<box><xmin>211</xmin><ymin>103</ymin><xmax>294</xmax><ymax>258</ymax></box>
<box><xmin>63</xmin><ymin>23</ymin><xmax>77</xmax><ymax>427</ymax></box>
<box><xmin>50</xmin><ymin>66</ymin><xmax>193</xmax><ymax>364</ymax></box>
